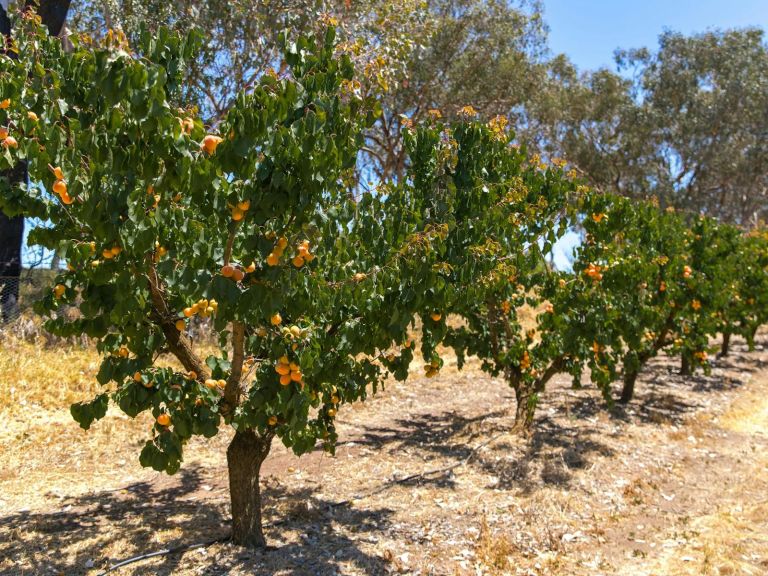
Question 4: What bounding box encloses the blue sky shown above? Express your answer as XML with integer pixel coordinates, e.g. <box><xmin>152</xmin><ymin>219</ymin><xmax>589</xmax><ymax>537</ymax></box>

<box><xmin>544</xmin><ymin>0</ymin><xmax>768</xmax><ymax>71</ymax></box>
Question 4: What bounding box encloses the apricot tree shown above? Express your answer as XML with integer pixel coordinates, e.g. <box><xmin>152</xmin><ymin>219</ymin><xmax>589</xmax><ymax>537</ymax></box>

<box><xmin>0</xmin><ymin>17</ymin><xmax>435</xmax><ymax>547</ymax></box>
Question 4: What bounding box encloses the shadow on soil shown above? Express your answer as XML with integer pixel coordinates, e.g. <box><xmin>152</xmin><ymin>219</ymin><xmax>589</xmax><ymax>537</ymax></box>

<box><xmin>0</xmin><ymin>465</ymin><xmax>393</xmax><ymax>576</ymax></box>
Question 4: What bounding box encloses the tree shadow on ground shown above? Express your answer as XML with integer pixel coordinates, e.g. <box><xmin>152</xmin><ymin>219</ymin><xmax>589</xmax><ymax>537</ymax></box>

<box><xmin>0</xmin><ymin>465</ymin><xmax>393</xmax><ymax>576</ymax></box>
<box><xmin>346</xmin><ymin>397</ymin><xmax>614</xmax><ymax>494</ymax></box>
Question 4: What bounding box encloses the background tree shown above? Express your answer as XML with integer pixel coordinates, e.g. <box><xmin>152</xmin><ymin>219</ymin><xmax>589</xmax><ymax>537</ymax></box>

<box><xmin>537</xmin><ymin>28</ymin><xmax>768</xmax><ymax>225</ymax></box>
<box><xmin>0</xmin><ymin>0</ymin><xmax>71</xmax><ymax>323</ymax></box>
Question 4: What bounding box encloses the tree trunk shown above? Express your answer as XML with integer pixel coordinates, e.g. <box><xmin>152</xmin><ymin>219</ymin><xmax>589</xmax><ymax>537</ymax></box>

<box><xmin>227</xmin><ymin>429</ymin><xmax>273</xmax><ymax>548</ymax></box>
<box><xmin>720</xmin><ymin>331</ymin><xmax>731</xmax><ymax>357</ymax></box>
<box><xmin>0</xmin><ymin>1</ymin><xmax>72</xmax><ymax>324</ymax></box>
<box><xmin>0</xmin><ymin>202</ymin><xmax>23</xmax><ymax>323</ymax></box>
<box><xmin>619</xmin><ymin>367</ymin><xmax>638</xmax><ymax>404</ymax></box>
<box><xmin>680</xmin><ymin>354</ymin><xmax>691</xmax><ymax>376</ymax></box>
<box><xmin>747</xmin><ymin>324</ymin><xmax>759</xmax><ymax>352</ymax></box>
<box><xmin>513</xmin><ymin>384</ymin><xmax>536</xmax><ymax>433</ymax></box>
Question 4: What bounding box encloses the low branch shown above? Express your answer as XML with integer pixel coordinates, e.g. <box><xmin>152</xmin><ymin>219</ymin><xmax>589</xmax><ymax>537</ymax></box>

<box><xmin>146</xmin><ymin>258</ymin><xmax>209</xmax><ymax>380</ymax></box>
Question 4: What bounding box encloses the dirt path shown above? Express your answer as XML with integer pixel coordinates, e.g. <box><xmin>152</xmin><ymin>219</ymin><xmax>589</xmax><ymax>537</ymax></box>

<box><xmin>1</xmin><ymin>338</ymin><xmax>767</xmax><ymax>575</ymax></box>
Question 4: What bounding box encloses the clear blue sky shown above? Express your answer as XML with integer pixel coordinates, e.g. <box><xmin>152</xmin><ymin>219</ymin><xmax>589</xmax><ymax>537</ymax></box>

<box><xmin>544</xmin><ymin>0</ymin><xmax>768</xmax><ymax>71</ymax></box>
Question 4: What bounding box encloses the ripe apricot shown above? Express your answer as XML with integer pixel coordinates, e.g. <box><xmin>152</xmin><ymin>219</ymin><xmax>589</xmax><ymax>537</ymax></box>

<box><xmin>102</xmin><ymin>249</ymin><xmax>114</xmax><ymax>259</ymax></box>
<box><xmin>53</xmin><ymin>284</ymin><xmax>65</xmax><ymax>298</ymax></box>
<box><xmin>268</xmin><ymin>415</ymin><xmax>278</xmax><ymax>426</ymax></box>
<box><xmin>245</xmin><ymin>262</ymin><xmax>256</xmax><ymax>273</ymax></box>
<box><xmin>0</xmin><ymin>127</ymin><xmax>8</xmax><ymax>139</ymax></box>
<box><xmin>110</xmin><ymin>246</ymin><xmax>122</xmax><ymax>256</ymax></box>
<box><xmin>201</xmin><ymin>134</ymin><xmax>223</xmax><ymax>155</ymax></box>
<box><xmin>52</xmin><ymin>180</ymin><xmax>67</xmax><ymax>196</ymax></box>
<box><xmin>292</xmin><ymin>255</ymin><xmax>305</xmax><ymax>268</ymax></box>
<box><xmin>183</xmin><ymin>307</ymin><xmax>194</xmax><ymax>317</ymax></box>
<box><xmin>205</xmin><ymin>378</ymin><xmax>217</xmax><ymax>389</ymax></box>
<box><xmin>277</xmin><ymin>237</ymin><xmax>288</xmax><ymax>250</ymax></box>
<box><xmin>327</xmin><ymin>408</ymin><xmax>336</xmax><ymax>417</ymax></box>
<box><xmin>118</xmin><ymin>346</ymin><xmax>129</xmax><ymax>358</ymax></box>
<box><xmin>237</xmin><ymin>200</ymin><xmax>250</xmax><ymax>211</ymax></box>
<box><xmin>279</xmin><ymin>374</ymin><xmax>292</xmax><ymax>386</ymax></box>
<box><xmin>27</xmin><ymin>111</ymin><xmax>38</xmax><ymax>121</ymax></box>
<box><xmin>156</xmin><ymin>413</ymin><xmax>171</xmax><ymax>427</ymax></box>
<box><xmin>266</xmin><ymin>252</ymin><xmax>280</xmax><ymax>266</ymax></box>
<box><xmin>133</xmin><ymin>371</ymin><xmax>142</xmax><ymax>382</ymax></box>
<box><xmin>217</xmin><ymin>379</ymin><xmax>227</xmax><ymax>389</ymax></box>
<box><xmin>271</xmin><ymin>313</ymin><xmax>282</xmax><ymax>326</ymax></box>
<box><xmin>290</xmin><ymin>370</ymin><xmax>302</xmax><ymax>382</ymax></box>
<box><xmin>430</xmin><ymin>312</ymin><xmax>442</xmax><ymax>322</ymax></box>
<box><xmin>231</xmin><ymin>207</ymin><xmax>244</xmax><ymax>221</ymax></box>
<box><xmin>221</xmin><ymin>264</ymin><xmax>234</xmax><ymax>277</ymax></box>
<box><xmin>2</xmin><ymin>136</ymin><xmax>18</xmax><ymax>148</ymax></box>
<box><xmin>0</xmin><ymin>99</ymin><xmax>10</xmax><ymax>109</ymax></box>
<box><xmin>232</xmin><ymin>268</ymin><xmax>245</xmax><ymax>282</ymax></box>
<box><xmin>276</xmin><ymin>364</ymin><xmax>291</xmax><ymax>376</ymax></box>
<box><xmin>175</xmin><ymin>319</ymin><xmax>185</xmax><ymax>331</ymax></box>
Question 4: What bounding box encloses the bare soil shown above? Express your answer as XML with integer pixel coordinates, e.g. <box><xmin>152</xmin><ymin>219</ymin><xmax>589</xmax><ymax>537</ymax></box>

<box><xmin>1</xmin><ymin>336</ymin><xmax>767</xmax><ymax>575</ymax></box>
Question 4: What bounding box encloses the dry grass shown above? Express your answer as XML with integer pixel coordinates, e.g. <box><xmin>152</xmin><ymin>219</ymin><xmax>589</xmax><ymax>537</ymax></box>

<box><xmin>1</xmin><ymin>331</ymin><xmax>768</xmax><ymax>575</ymax></box>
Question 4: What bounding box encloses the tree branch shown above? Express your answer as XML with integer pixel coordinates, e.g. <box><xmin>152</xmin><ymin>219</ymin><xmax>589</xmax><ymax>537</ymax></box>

<box><xmin>146</xmin><ymin>257</ymin><xmax>209</xmax><ymax>380</ymax></box>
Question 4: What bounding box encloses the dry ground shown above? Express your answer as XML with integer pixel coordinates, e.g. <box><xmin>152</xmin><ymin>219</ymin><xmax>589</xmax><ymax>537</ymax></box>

<box><xmin>1</xmin><ymin>333</ymin><xmax>767</xmax><ymax>575</ymax></box>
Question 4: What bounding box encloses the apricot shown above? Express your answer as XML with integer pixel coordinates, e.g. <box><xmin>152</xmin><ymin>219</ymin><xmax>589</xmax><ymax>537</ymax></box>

<box><xmin>0</xmin><ymin>99</ymin><xmax>10</xmax><ymax>109</ymax></box>
<box><xmin>275</xmin><ymin>364</ymin><xmax>291</xmax><ymax>376</ymax></box>
<box><xmin>268</xmin><ymin>415</ymin><xmax>278</xmax><ymax>426</ymax></box>
<box><xmin>430</xmin><ymin>312</ymin><xmax>442</xmax><ymax>322</ymax></box>
<box><xmin>2</xmin><ymin>136</ymin><xmax>18</xmax><ymax>148</ymax></box>
<box><xmin>156</xmin><ymin>413</ymin><xmax>171</xmax><ymax>427</ymax></box>
<box><xmin>133</xmin><ymin>371</ymin><xmax>142</xmax><ymax>382</ymax></box>
<box><xmin>52</xmin><ymin>180</ymin><xmax>67</xmax><ymax>196</ymax></box>
<box><xmin>292</xmin><ymin>255</ymin><xmax>305</xmax><ymax>268</ymax></box>
<box><xmin>232</xmin><ymin>268</ymin><xmax>245</xmax><ymax>282</ymax></box>
<box><xmin>270</xmin><ymin>313</ymin><xmax>282</xmax><ymax>326</ymax></box>
<box><xmin>221</xmin><ymin>264</ymin><xmax>234</xmax><ymax>278</ymax></box>
<box><xmin>266</xmin><ymin>253</ymin><xmax>280</xmax><ymax>266</ymax></box>
<box><xmin>53</xmin><ymin>284</ymin><xmax>65</xmax><ymax>298</ymax></box>
<box><xmin>175</xmin><ymin>319</ymin><xmax>185</xmax><ymax>331</ymax></box>
<box><xmin>290</xmin><ymin>370</ymin><xmax>302</xmax><ymax>382</ymax></box>
<box><xmin>27</xmin><ymin>111</ymin><xmax>37</xmax><ymax>121</ymax></box>
<box><xmin>237</xmin><ymin>200</ymin><xmax>250</xmax><ymax>211</ymax></box>
<box><xmin>279</xmin><ymin>374</ymin><xmax>292</xmax><ymax>386</ymax></box>
<box><xmin>201</xmin><ymin>134</ymin><xmax>223</xmax><ymax>154</ymax></box>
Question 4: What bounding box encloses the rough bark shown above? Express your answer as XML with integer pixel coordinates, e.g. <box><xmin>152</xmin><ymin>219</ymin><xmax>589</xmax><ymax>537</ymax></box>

<box><xmin>513</xmin><ymin>383</ymin><xmax>535</xmax><ymax>432</ymax></box>
<box><xmin>227</xmin><ymin>429</ymin><xmax>273</xmax><ymax>548</ymax></box>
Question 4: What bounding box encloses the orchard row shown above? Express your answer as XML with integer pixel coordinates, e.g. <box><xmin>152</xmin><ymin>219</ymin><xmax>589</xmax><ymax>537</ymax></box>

<box><xmin>1</xmin><ymin>17</ymin><xmax>765</xmax><ymax>546</ymax></box>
